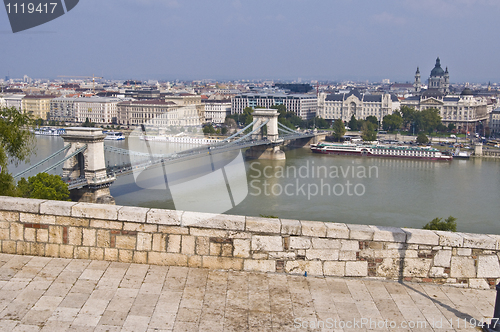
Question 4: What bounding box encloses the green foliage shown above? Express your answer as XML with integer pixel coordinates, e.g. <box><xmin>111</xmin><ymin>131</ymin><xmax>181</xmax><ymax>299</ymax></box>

<box><xmin>34</xmin><ymin>118</ymin><xmax>44</xmax><ymax>127</ymax></box>
<box><xmin>348</xmin><ymin>115</ymin><xmax>359</xmax><ymax>131</ymax></box>
<box><xmin>416</xmin><ymin>133</ymin><xmax>429</xmax><ymax>144</ymax></box>
<box><xmin>82</xmin><ymin>117</ymin><xmax>95</xmax><ymax>127</ymax></box>
<box><xmin>242</xmin><ymin>107</ymin><xmax>254</xmax><ymax>126</ymax></box>
<box><xmin>382</xmin><ymin>112</ymin><xmax>403</xmax><ymax>132</ymax></box>
<box><xmin>203</xmin><ymin>124</ymin><xmax>216</xmax><ymax>135</ymax></box>
<box><xmin>221</xmin><ymin>127</ymin><xmax>228</xmax><ymax>135</ymax></box>
<box><xmin>423</xmin><ymin>216</ymin><xmax>457</xmax><ymax>232</ymax></box>
<box><xmin>332</xmin><ymin>119</ymin><xmax>346</xmax><ymax>141</ymax></box>
<box><xmin>448</xmin><ymin>123</ymin><xmax>456</xmax><ymax>132</ymax></box>
<box><xmin>399</xmin><ymin>106</ymin><xmax>442</xmax><ymax>135</ymax></box>
<box><xmin>18</xmin><ymin>173</ymin><xmax>70</xmax><ymax>201</ymax></box>
<box><xmin>420</xmin><ymin>108</ymin><xmax>442</xmax><ymax>134</ymax></box>
<box><xmin>361</xmin><ymin>121</ymin><xmax>377</xmax><ymax>141</ymax></box>
<box><xmin>365</xmin><ymin>115</ymin><xmax>379</xmax><ymax>126</ymax></box>
<box><xmin>259</xmin><ymin>214</ymin><xmax>278</xmax><ymax>219</ymax></box>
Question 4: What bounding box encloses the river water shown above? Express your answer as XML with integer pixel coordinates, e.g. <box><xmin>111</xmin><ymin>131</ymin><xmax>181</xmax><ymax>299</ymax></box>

<box><xmin>9</xmin><ymin>136</ymin><xmax>500</xmax><ymax>234</ymax></box>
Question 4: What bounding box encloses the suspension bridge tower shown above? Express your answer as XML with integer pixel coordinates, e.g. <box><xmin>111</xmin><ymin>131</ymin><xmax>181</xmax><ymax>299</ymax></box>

<box><xmin>245</xmin><ymin>109</ymin><xmax>285</xmax><ymax>160</ymax></box>
<box><xmin>61</xmin><ymin>128</ymin><xmax>116</xmax><ymax>204</ymax></box>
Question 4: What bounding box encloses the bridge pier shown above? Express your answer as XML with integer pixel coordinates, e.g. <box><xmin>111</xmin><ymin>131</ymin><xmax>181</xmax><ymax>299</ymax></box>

<box><xmin>61</xmin><ymin>128</ymin><xmax>116</xmax><ymax>204</ymax></box>
<box><xmin>245</xmin><ymin>109</ymin><xmax>286</xmax><ymax>160</ymax></box>
<box><xmin>245</xmin><ymin>144</ymin><xmax>286</xmax><ymax>160</ymax></box>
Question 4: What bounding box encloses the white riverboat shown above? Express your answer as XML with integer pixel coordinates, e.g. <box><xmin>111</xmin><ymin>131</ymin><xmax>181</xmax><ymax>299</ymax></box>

<box><xmin>311</xmin><ymin>142</ymin><xmax>453</xmax><ymax>161</ymax></box>
<box><xmin>104</xmin><ymin>131</ymin><xmax>125</xmax><ymax>141</ymax></box>
<box><xmin>34</xmin><ymin>127</ymin><xmax>66</xmax><ymax>136</ymax></box>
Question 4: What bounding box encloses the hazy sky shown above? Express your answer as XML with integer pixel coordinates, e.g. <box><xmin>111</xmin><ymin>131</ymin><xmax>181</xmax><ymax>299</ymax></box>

<box><xmin>1</xmin><ymin>0</ymin><xmax>499</xmax><ymax>83</ymax></box>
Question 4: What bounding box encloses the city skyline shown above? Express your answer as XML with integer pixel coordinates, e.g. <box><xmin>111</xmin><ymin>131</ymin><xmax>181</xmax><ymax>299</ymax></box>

<box><xmin>1</xmin><ymin>0</ymin><xmax>500</xmax><ymax>83</ymax></box>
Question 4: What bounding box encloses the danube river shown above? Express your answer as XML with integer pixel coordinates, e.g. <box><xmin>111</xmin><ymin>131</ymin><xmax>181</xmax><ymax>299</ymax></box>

<box><xmin>10</xmin><ymin>136</ymin><xmax>500</xmax><ymax>234</ymax></box>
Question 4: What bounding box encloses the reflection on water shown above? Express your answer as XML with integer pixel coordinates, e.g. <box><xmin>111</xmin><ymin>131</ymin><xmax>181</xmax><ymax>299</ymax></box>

<box><xmin>11</xmin><ymin>136</ymin><xmax>500</xmax><ymax>234</ymax></box>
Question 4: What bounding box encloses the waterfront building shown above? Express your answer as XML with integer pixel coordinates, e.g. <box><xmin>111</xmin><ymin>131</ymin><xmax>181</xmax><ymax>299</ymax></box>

<box><xmin>491</xmin><ymin>108</ymin><xmax>500</xmax><ymax>135</ymax></box>
<box><xmin>74</xmin><ymin>97</ymin><xmax>122</xmax><ymax>124</ymax></box>
<box><xmin>203</xmin><ymin>99</ymin><xmax>231</xmax><ymax>124</ymax></box>
<box><xmin>117</xmin><ymin>99</ymin><xmax>204</xmax><ymax>128</ymax></box>
<box><xmin>3</xmin><ymin>94</ymin><xmax>25</xmax><ymax>112</ymax></box>
<box><xmin>316</xmin><ymin>90</ymin><xmax>400</xmax><ymax>123</ymax></box>
<box><xmin>22</xmin><ymin>95</ymin><xmax>56</xmax><ymax>120</ymax></box>
<box><xmin>49</xmin><ymin>96</ymin><xmax>79</xmax><ymax>123</ymax></box>
<box><xmin>231</xmin><ymin>93</ymin><xmax>317</xmax><ymax>119</ymax></box>
<box><xmin>163</xmin><ymin>93</ymin><xmax>202</xmax><ymax>106</ymax></box>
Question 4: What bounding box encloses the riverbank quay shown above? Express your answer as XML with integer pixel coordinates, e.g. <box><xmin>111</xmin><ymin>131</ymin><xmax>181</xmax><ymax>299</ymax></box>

<box><xmin>0</xmin><ymin>253</ymin><xmax>496</xmax><ymax>331</ymax></box>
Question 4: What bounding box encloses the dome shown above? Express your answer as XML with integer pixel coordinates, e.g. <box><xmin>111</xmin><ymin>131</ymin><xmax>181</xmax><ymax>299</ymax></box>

<box><xmin>461</xmin><ymin>88</ymin><xmax>473</xmax><ymax>96</ymax></box>
<box><xmin>430</xmin><ymin>57</ymin><xmax>445</xmax><ymax>77</ymax></box>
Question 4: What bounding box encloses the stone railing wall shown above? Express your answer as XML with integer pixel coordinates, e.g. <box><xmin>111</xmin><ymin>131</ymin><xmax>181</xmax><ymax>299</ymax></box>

<box><xmin>1</xmin><ymin>196</ymin><xmax>499</xmax><ymax>289</ymax></box>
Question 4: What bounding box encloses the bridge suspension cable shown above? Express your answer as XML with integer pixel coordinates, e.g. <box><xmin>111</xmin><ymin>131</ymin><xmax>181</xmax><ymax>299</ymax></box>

<box><xmin>14</xmin><ymin>144</ymin><xmax>71</xmax><ymax>180</ymax></box>
<box><xmin>40</xmin><ymin>145</ymin><xmax>88</xmax><ymax>174</ymax></box>
<box><xmin>278</xmin><ymin>122</ymin><xmax>301</xmax><ymax>134</ymax></box>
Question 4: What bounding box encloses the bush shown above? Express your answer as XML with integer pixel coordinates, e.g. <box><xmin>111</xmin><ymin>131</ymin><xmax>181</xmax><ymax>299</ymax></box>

<box><xmin>423</xmin><ymin>216</ymin><xmax>457</xmax><ymax>232</ymax></box>
<box><xmin>416</xmin><ymin>133</ymin><xmax>429</xmax><ymax>144</ymax></box>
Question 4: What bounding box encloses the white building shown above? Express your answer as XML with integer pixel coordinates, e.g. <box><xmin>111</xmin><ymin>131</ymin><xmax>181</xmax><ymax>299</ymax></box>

<box><xmin>74</xmin><ymin>97</ymin><xmax>122</xmax><ymax>124</ymax></box>
<box><xmin>50</xmin><ymin>97</ymin><xmax>80</xmax><ymax>123</ymax></box>
<box><xmin>203</xmin><ymin>99</ymin><xmax>231</xmax><ymax>124</ymax></box>
<box><xmin>231</xmin><ymin>93</ymin><xmax>317</xmax><ymax>119</ymax></box>
<box><xmin>3</xmin><ymin>94</ymin><xmax>25</xmax><ymax>111</ymax></box>
<box><xmin>317</xmin><ymin>90</ymin><xmax>400</xmax><ymax>123</ymax></box>
<box><xmin>490</xmin><ymin>108</ymin><xmax>500</xmax><ymax>135</ymax></box>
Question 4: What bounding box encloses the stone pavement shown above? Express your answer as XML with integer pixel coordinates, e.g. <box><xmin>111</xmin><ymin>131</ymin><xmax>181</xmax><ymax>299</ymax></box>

<box><xmin>0</xmin><ymin>253</ymin><xmax>496</xmax><ymax>332</ymax></box>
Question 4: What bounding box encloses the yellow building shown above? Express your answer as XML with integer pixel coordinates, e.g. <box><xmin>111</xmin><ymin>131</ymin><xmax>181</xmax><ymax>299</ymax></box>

<box><xmin>22</xmin><ymin>95</ymin><xmax>56</xmax><ymax>120</ymax></box>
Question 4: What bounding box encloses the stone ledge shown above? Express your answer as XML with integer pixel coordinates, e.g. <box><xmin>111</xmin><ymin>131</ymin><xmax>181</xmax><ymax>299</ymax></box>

<box><xmin>40</xmin><ymin>200</ymin><xmax>77</xmax><ymax>216</ymax></box>
<box><xmin>403</xmin><ymin>228</ymin><xmax>439</xmax><ymax>245</ymax></box>
<box><xmin>246</xmin><ymin>216</ymin><xmax>280</xmax><ymax>234</ymax></box>
<box><xmin>0</xmin><ymin>196</ymin><xmax>46</xmax><ymax>213</ymax></box>
<box><xmin>182</xmin><ymin>211</ymin><xmax>244</xmax><ymax>231</ymax></box>
<box><xmin>72</xmin><ymin>203</ymin><xmax>120</xmax><ymax>220</ymax></box>
<box><xmin>118</xmin><ymin>206</ymin><xmax>150</xmax><ymax>223</ymax></box>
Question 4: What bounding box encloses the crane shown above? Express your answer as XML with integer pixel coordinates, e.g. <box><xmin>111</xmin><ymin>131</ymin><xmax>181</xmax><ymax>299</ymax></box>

<box><xmin>57</xmin><ymin>74</ymin><xmax>103</xmax><ymax>93</ymax></box>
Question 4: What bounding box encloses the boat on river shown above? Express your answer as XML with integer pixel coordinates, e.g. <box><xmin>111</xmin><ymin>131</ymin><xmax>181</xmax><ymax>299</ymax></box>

<box><xmin>104</xmin><ymin>131</ymin><xmax>125</xmax><ymax>141</ymax></box>
<box><xmin>34</xmin><ymin>127</ymin><xmax>66</xmax><ymax>136</ymax></box>
<box><xmin>311</xmin><ymin>142</ymin><xmax>453</xmax><ymax>161</ymax></box>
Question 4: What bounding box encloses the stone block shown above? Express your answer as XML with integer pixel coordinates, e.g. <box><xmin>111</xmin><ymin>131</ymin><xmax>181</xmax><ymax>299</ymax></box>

<box><xmin>0</xmin><ymin>211</ymin><xmax>19</xmax><ymax>222</ymax></box>
<box><xmin>233</xmin><ymin>239</ymin><xmax>250</xmax><ymax>258</ymax></box>
<box><xmin>0</xmin><ymin>196</ymin><xmax>45</xmax><ymax>213</ymax></box>
<box><xmin>146</xmin><ymin>209</ymin><xmax>182</xmax><ymax>225</ymax></box>
<box><xmin>31</xmin><ymin>243</ymin><xmax>44</xmax><ymax>256</ymax></box>
<box><xmin>244</xmin><ymin>260</ymin><xmax>276</xmax><ymax>273</ymax></box>
<box><xmin>167</xmin><ymin>234</ymin><xmax>181</xmax><ymax>253</ymax></box>
<box><xmin>325</xmin><ymin>222</ymin><xmax>349</xmax><ymax>239</ymax></box>
<box><xmin>210</xmin><ymin>243</ymin><xmax>221</xmax><ymax>256</ymax></box>
<box><xmin>72</xmin><ymin>203</ymin><xmax>120</xmax><ymax>220</ymax></box>
<box><xmin>137</xmin><ymin>233</ymin><xmax>152</xmax><ymax>251</ymax></box>
<box><xmin>96</xmin><ymin>230</ymin><xmax>110</xmax><ymax>247</ymax></box>
<box><xmin>460</xmin><ymin>233</ymin><xmax>496</xmax><ymax>249</ymax></box>
<box><xmin>90</xmin><ymin>248</ymin><xmax>104</xmax><ymax>260</ymax></box>
<box><xmin>339</xmin><ymin>251</ymin><xmax>356</xmax><ymax>261</ymax></box>
<box><xmin>133</xmin><ymin>252</ymin><xmax>147</xmax><ymax>264</ymax></box>
<box><xmin>289</xmin><ymin>237</ymin><xmax>311</xmax><ymax>250</ymax></box>
<box><xmin>252</xmin><ymin>253</ymin><xmax>268</xmax><ymax>260</ymax></box>
<box><xmin>345</xmin><ymin>261</ymin><xmax>368</xmax><ymax>277</ymax></box>
<box><xmin>285</xmin><ymin>261</ymin><xmax>323</xmax><ymax>275</ymax></box>
<box><xmin>370</xmin><ymin>225</ymin><xmax>406</xmax><ymax>242</ymax></box>
<box><xmin>346</xmin><ymin>224</ymin><xmax>374</xmax><ymax>240</ymax></box>
<box><xmin>2</xmin><ymin>240</ymin><xmax>16</xmax><ymax>254</ymax></box>
<box><xmin>429</xmin><ymin>267</ymin><xmax>447</xmax><ymax>278</ymax></box>
<box><xmin>181</xmin><ymin>235</ymin><xmax>195</xmax><ymax>255</ymax></box>
<box><xmin>82</xmin><ymin>229</ymin><xmax>96</xmax><ymax>247</ymax></box>
<box><xmin>450</xmin><ymin>256</ymin><xmax>476</xmax><ymax>278</ymax></box>
<box><xmin>188</xmin><ymin>256</ymin><xmax>202</xmax><ymax>268</ymax></box>
<box><xmin>306</xmin><ymin>249</ymin><xmax>339</xmax><ymax>261</ymax></box>
<box><xmin>477</xmin><ymin>255</ymin><xmax>500</xmax><ymax>278</ymax></box>
<box><xmin>251</xmin><ymin>235</ymin><xmax>282</xmax><ymax>252</ymax></box>
<box><xmin>48</xmin><ymin>226</ymin><xmax>63</xmax><ymax>244</ymax></box>
<box><xmin>152</xmin><ymin>234</ymin><xmax>167</xmax><ymax>252</ymax></box>
<box><xmin>300</xmin><ymin>220</ymin><xmax>327</xmax><ymax>237</ymax></box>
<box><xmin>55</xmin><ymin>216</ymin><xmax>89</xmax><ymax>227</ymax></box>
<box><xmin>123</xmin><ymin>223</ymin><xmax>157</xmax><ymax>233</ymax></box>
<box><xmin>90</xmin><ymin>219</ymin><xmax>122</xmax><ymax>230</ymax></box>
<box><xmin>469</xmin><ymin>279</ymin><xmax>490</xmax><ymax>289</ymax></box>
<box><xmin>403</xmin><ymin>258</ymin><xmax>432</xmax><ymax>277</ymax></box>
<box><xmin>221</xmin><ymin>243</ymin><xmax>233</xmax><ymax>257</ymax></box>
<box><xmin>60</xmin><ymin>245</ymin><xmax>74</xmax><ymax>258</ymax></box>
<box><xmin>323</xmin><ymin>261</ymin><xmax>345</xmax><ymax>276</ymax></box>
<box><xmin>311</xmin><ymin>238</ymin><xmax>340</xmax><ymax>249</ymax></box>
<box><xmin>280</xmin><ymin>219</ymin><xmax>301</xmax><ymax>235</ymax></box>
<box><xmin>0</xmin><ymin>228</ymin><xmax>9</xmax><ymax>240</ymax></box>
<box><xmin>340</xmin><ymin>240</ymin><xmax>359</xmax><ymax>251</ymax></box>
<box><xmin>75</xmin><ymin>247</ymin><xmax>89</xmax><ymax>260</ymax></box>
<box><xmin>433</xmin><ymin>250</ymin><xmax>452</xmax><ymax>268</ymax></box>
<box><xmin>246</xmin><ymin>216</ymin><xmax>281</xmax><ymax>234</ymax></box>
<box><xmin>117</xmin><ymin>206</ymin><xmax>149</xmax><ymax>223</ymax></box>
<box><xmin>403</xmin><ymin>228</ymin><xmax>439</xmax><ymax>245</ymax></box>
<box><xmin>196</xmin><ymin>237</ymin><xmax>210</xmax><ymax>255</ymax></box>
<box><xmin>457</xmin><ymin>248</ymin><xmax>472</xmax><ymax>256</ymax></box>
<box><xmin>68</xmin><ymin>227</ymin><xmax>82</xmax><ymax>246</ymax></box>
<box><xmin>10</xmin><ymin>222</ymin><xmax>24</xmax><ymax>241</ymax></box>
<box><xmin>386</xmin><ymin>243</ymin><xmax>406</xmax><ymax>249</ymax></box>
<box><xmin>17</xmin><ymin>241</ymin><xmax>29</xmax><ymax>255</ymax></box>
<box><xmin>20</xmin><ymin>213</ymin><xmax>56</xmax><ymax>225</ymax></box>
<box><xmin>40</xmin><ymin>200</ymin><xmax>77</xmax><ymax>216</ymax></box>
<box><xmin>269</xmin><ymin>252</ymin><xmax>296</xmax><ymax>259</ymax></box>
<box><xmin>24</xmin><ymin>228</ymin><xmax>36</xmax><ymax>242</ymax></box>
<box><xmin>182</xmin><ymin>211</ymin><xmax>245</xmax><ymax>231</ymax></box>
<box><xmin>45</xmin><ymin>243</ymin><xmax>59</xmax><ymax>257</ymax></box>
<box><xmin>118</xmin><ymin>250</ymin><xmax>133</xmax><ymax>263</ymax></box>
<box><xmin>189</xmin><ymin>228</ymin><xmax>228</xmax><ymax>238</ymax></box>
<box><xmin>158</xmin><ymin>225</ymin><xmax>189</xmax><ymax>234</ymax></box>
<box><xmin>202</xmin><ymin>256</ymin><xmax>243</xmax><ymax>270</ymax></box>
<box><xmin>104</xmin><ymin>248</ymin><xmax>118</xmax><ymax>261</ymax></box>
<box><xmin>435</xmin><ymin>231</ymin><xmax>463</xmax><ymax>247</ymax></box>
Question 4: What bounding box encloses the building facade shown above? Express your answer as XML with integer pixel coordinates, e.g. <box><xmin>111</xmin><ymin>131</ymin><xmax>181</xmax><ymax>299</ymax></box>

<box><xmin>3</xmin><ymin>94</ymin><xmax>25</xmax><ymax>112</ymax></box>
<box><xmin>74</xmin><ymin>97</ymin><xmax>121</xmax><ymax>124</ymax></box>
<box><xmin>490</xmin><ymin>108</ymin><xmax>500</xmax><ymax>135</ymax></box>
<box><xmin>317</xmin><ymin>90</ymin><xmax>400</xmax><ymax>123</ymax></box>
<box><xmin>22</xmin><ymin>95</ymin><xmax>56</xmax><ymax>120</ymax></box>
<box><xmin>117</xmin><ymin>100</ymin><xmax>204</xmax><ymax>128</ymax></box>
<box><xmin>50</xmin><ymin>97</ymin><xmax>79</xmax><ymax>123</ymax></box>
<box><xmin>231</xmin><ymin>93</ymin><xmax>317</xmax><ymax>119</ymax></box>
<box><xmin>203</xmin><ymin>99</ymin><xmax>231</xmax><ymax>124</ymax></box>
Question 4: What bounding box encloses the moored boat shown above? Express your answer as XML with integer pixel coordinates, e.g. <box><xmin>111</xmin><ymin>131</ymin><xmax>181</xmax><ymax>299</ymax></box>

<box><xmin>311</xmin><ymin>142</ymin><xmax>453</xmax><ymax>161</ymax></box>
<box><xmin>104</xmin><ymin>131</ymin><xmax>125</xmax><ymax>140</ymax></box>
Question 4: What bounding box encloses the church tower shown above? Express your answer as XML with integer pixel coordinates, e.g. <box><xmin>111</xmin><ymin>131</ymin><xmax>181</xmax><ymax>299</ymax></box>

<box><xmin>414</xmin><ymin>67</ymin><xmax>421</xmax><ymax>93</ymax></box>
<box><xmin>443</xmin><ymin>66</ymin><xmax>449</xmax><ymax>94</ymax></box>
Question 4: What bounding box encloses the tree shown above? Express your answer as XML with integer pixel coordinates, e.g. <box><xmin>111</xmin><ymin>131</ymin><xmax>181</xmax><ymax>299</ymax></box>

<box><xmin>349</xmin><ymin>115</ymin><xmax>360</xmax><ymax>131</ymax></box>
<box><xmin>242</xmin><ymin>107</ymin><xmax>254</xmax><ymax>126</ymax></box>
<box><xmin>382</xmin><ymin>112</ymin><xmax>403</xmax><ymax>132</ymax></box>
<box><xmin>420</xmin><ymin>108</ymin><xmax>442</xmax><ymax>134</ymax></box>
<box><xmin>203</xmin><ymin>124</ymin><xmax>216</xmax><ymax>135</ymax></box>
<box><xmin>365</xmin><ymin>116</ymin><xmax>379</xmax><ymax>127</ymax></box>
<box><xmin>17</xmin><ymin>173</ymin><xmax>70</xmax><ymax>201</ymax></box>
<box><xmin>331</xmin><ymin>119</ymin><xmax>346</xmax><ymax>141</ymax></box>
<box><xmin>361</xmin><ymin>121</ymin><xmax>377</xmax><ymax>141</ymax></box>
<box><xmin>0</xmin><ymin>106</ymin><xmax>35</xmax><ymax>196</ymax></box>
<box><xmin>448</xmin><ymin>123</ymin><xmax>456</xmax><ymax>132</ymax></box>
<box><xmin>423</xmin><ymin>216</ymin><xmax>457</xmax><ymax>232</ymax></box>
<box><xmin>416</xmin><ymin>133</ymin><xmax>429</xmax><ymax>144</ymax></box>
<box><xmin>82</xmin><ymin>117</ymin><xmax>95</xmax><ymax>127</ymax></box>
<box><xmin>400</xmin><ymin>105</ymin><xmax>417</xmax><ymax>130</ymax></box>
